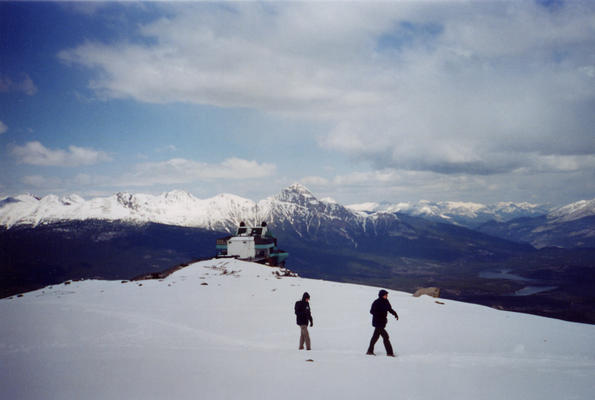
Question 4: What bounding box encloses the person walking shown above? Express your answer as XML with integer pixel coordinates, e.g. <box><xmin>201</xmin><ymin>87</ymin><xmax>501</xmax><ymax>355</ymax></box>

<box><xmin>294</xmin><ymin>292</ymin><xmax>313</xmax><ymax>350</ymax></box>
<box><xmin>367</xmin><ymin>289</ymin><xmax>398</xmax><ymax>357</ymax></box>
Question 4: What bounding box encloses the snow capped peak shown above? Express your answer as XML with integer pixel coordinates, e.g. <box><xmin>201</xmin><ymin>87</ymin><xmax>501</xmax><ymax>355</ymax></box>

<box><xmin>209</xmin><ymin>192</ymin><xmax>253</xmax><ymax>203</ymax></box>
<box><xmin>415</xmin><ymin>200</ymin><xmax>441</xmax><ymax>216</ymax></box>
<box><xmin>60</xmin><ymin>194</ymin><xmax>85</xmax><ymax>205</ymax></box>
<box><xmin>491</xmin><ymin>201</ymin><xmax>546</xmax><ymax>217</ymax></box>
<box><xmin>443</xmin><ymin>201</ymin><xmax>486</xmax><ymax>213</ymax></box>
<box><xmin>13</xmin><ymin>193</ymin><xmax>41</xmax><ymax>203</ymax></box>
<box><xmin>40</xmin><ymin>194</ymin><xmax>60</xmax><ymax>203</ymax></box>
<box><xmin>115</xmin><ymin>192</ymin><xmax>141</xmax><ymax>210</ymax></box>
<box><xmin>494</xmin><ymin>201</ymin><xmax>541</xmax><ymax>210</ymax></box>
<box><xmin>270</xmin><ymin>185</ymin><xmax>355</xmax><ymax>217</ymax></box>
<box><xmin>548</xmin><ymin>199</ymin><xmax>595</xmax><ymax>222</ymax></box>
<box><xmin>274</xmin><ymin>184</ymin><xmax>319</xmax><ymax>205</ymax></box>
<box><xmin>287</xmin><ymin>183</ymin><xmax>312</xmax><ymax>194</ymax></box>
<box><xmin>161</xmin><ymin>189</ymin><xmax>197</xmax><ymax>203</ymax></box>
<box><xmin>279</xmin><ymin>183</ymin><xmax>315</xmax><ymax>198</ymax></box>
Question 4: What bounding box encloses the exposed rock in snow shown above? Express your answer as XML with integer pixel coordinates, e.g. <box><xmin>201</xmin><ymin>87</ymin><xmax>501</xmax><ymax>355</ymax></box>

<box><xmin>413</xmin><ymin>287</ymin><xmax>440</xmax><ymax>298</ymax></box>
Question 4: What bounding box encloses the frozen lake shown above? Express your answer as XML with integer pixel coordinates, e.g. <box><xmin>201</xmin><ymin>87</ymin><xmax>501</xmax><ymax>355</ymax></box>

<box><xmin>514</xmin><ymin>286</ymin><xmax>558</xmax><ymax>296</ymax></box>
<box><xmin>479</xmin><ymin>269</ymin><xmax>535</xmax><ymax>282</ymax></box>
<box><xmin>479</xmin><ymin>270</ymin><xmax>558</xmax><ymax>297</ymax></box>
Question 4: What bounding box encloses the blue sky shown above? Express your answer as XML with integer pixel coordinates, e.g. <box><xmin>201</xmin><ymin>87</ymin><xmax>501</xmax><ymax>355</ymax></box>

<box><xmin>1</xmin><ymin>1</ymin><xmax>594</xmax><ymax>206</ymax></box>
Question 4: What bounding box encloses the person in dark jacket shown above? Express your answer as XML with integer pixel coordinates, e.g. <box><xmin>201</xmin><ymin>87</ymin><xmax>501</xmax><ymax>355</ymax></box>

<box><xmin>294</xmin><ymin>292</ymin><xmax>313</xmax><ymax>350</ymax></box>
<box><xmin>367</xmin><ymin>289</ymin><xmax>398</xmax><ymax>357</ymax></box>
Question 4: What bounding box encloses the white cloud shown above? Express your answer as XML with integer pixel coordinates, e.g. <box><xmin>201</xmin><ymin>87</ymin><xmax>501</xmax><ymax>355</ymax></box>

<box><xmin>12</xmin><ymin>141</ymin><xmax>112</xmax><ymax>167</ymax></box>
<box><xmin>117</xmin><ymin>157</ymin><xmax>276</xmax><ymax>187</ymax></box>
<box><xmin>0</xmin><ymin>121</ymin><xmax>7</xmax><ymax>134</ymax></box>
<box><xmin>325</xmin><ymin>169</ymin><xmax>501</xmax><ymax>204</ymax></box>
<box><xmin>58</xmin><ymin>2</ymin><xmax>595</xmax><ymax>183</ymax></box>
<box><xmin>57</xmin><ymin>3</ymin><xmax>401</xmax><ymax>112</ymax></box>
<box><xmin>0</xmin><ymin>73</ymin><xmax>38</xmax><ymax>96</ymax></box>
<box><xmin>156</xmin><ymin>144</ymin><xmax>177</xmax><ymax>153</ymax></box>
<box><xmin>333</xmin><ymin>170</ymin><xmax>402</xmax><ymax>186</ymax></box>
<box><xmin>520</xmin><ymin>154</ymin><xmax>595</xmax><ymax>174</ymax></box>
<box><xmin>73</xmin><ymin>173</ymin><xmax>93</xmax><ymax>186</ymax></box>
<box><xmin>23</xmin><ymin>175</ymin><xmax>62</xmax><ymax>188</ymax></box>
<box><xmin>299</xmin><ymin>176</ymin><xmax>329</xmax><ymax>186</ymax></box>
<box><xmin>62</xmin><ymin>1</ymin><xmax>108</xmax><ymax>16</ymax></box>
<box><xmin>322</xmin><ymin>163</ymin><xmax>595</xmax><ymax>205</ymax></box>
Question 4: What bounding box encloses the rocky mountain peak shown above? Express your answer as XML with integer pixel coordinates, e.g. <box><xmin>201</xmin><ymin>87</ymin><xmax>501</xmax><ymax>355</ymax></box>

<box><xmin>275</xmin><ymin>183</ymin><xmax>318</xmax><ymax>205</ymax></box>
<box><xmin>162</xmin><ymin>190</ymin><xmax>196</xmax><ymax>202</ymax></box>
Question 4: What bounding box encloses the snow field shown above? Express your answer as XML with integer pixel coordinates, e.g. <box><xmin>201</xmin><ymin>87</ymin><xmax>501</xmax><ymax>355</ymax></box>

<box><xmin>1</xmin><ymin>259</ymin><xmax>594</xmax><ymax>400</ymax></box>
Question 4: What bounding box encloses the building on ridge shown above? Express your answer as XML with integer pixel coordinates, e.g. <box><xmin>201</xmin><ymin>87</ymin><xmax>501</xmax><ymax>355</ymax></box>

<box><xmin>216</xmin><ymin>221</ymin><xmax>288</xmax><ymax>266</ymax></box>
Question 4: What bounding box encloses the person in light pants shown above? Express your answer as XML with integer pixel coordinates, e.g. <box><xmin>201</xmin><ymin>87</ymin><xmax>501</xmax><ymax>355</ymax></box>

<box><xmin>294</xmin><ymin>292</ymin><xmax>313</xmax><ymax>350</ymax></box>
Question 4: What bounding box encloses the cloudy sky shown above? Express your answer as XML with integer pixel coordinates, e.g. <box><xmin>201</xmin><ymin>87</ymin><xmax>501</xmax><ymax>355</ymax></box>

<box><xmin>1</xmin><ymin>0</ymin><xmax>594</xmax><ymax>206</ymax></box>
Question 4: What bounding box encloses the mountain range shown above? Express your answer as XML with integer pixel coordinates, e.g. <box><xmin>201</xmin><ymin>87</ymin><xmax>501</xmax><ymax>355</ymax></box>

<box><xmin>1</xmin><ymin>184</ymin><xmax>594</xmax><ymax>323</ymax></box>
<box><xmin>347</xmin><ymin>199</ymin><xmax>549</xmax><ymax>226</ymax></box>
<box><xmin>347</xmin><ymin>197</ymin><xmax>595</xmax><ymax>249</ymax></box>
<box><xmin>2</xmin><ymin>184</ymin><xmax>594</xmax><ymax>248</ymax></box>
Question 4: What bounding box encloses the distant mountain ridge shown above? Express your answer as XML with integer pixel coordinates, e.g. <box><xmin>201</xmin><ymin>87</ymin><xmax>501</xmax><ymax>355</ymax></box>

<box><xmin>347</xmin><ymin>199</ymin><xmax>550</xmax><ymax>227</ymax></box>
<box><xmin>0</xmin><ymin>185</ymin><xmax>350</xmax><ymax>230</ymax></box>
<box><xmin>0</xmin><ymin>190</ymin><xmax>258</xmax><ymax>231</ymax></box>
<box><xmin>1</xmin><ymin>184</ymin><xmax>594</xmax><ymax>249</ymax></box>
<box><xmin>2</xmin><ymin>184</ymin><xmax>591</xmax><ymax>227</ymax></box>
<box><xmin>547</xmin><ymin>199</ymin><xmax>595</xmax><ymax>223</ymax></box>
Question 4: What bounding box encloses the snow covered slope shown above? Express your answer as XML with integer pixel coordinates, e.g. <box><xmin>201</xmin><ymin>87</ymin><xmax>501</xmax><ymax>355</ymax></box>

<box><xmin>1</xmin><ymin>259</ymin><xmax>594</xmax><ymax>400</ymax></box>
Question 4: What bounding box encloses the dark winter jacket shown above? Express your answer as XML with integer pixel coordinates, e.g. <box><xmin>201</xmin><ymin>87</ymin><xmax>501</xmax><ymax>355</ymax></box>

<box><xmin>370</xmin><ymin>291</ymin><xmax>398</xmax><ymax>328</ymax></box>
<box><xmin>295</xmin><ymin>292</ymin><xmax>313</xmax><ymax>326</ymax></box>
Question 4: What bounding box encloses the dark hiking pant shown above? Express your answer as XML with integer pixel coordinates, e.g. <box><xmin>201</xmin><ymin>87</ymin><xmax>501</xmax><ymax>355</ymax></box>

<box><xmin>367</xmin><ymin>327</ymin><xmax>394</xmax><ymax>355</ymax></box>
<box><xmin>299</xmin><ymin>325</ymin><xmax>311</xmax><ymax>350</ymax></box>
